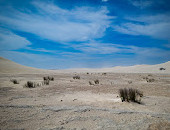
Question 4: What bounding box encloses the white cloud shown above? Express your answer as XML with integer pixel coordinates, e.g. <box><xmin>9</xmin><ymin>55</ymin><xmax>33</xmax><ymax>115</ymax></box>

<box><xmin>113</xmin><ymin>13</ymin><xmax>170</xmax><ymax>40</ymax></box>
<box><xmin>126</xmin><ymin>14</ymin><xmax>170</xmax><ymax>23</ymax></box>
<box><xmin>0</xmin><ymin>2</ymin><xmax>113</xmax><ymax>42</ymax></box>
<box><xmin>0</xmin><ymin>28</ymin><xmax>31</xmax><ymax>51</ymax></box>
<box><xmin>129</xmin><ymin>0</ymin><xmax>153</xmax><ymax>9</ymax></box>
<box><xmin>1</xmin><ymin>44</ymin><xmax>169</xmax><ymax>69</ymax></box>
<box><xmin>114</xmin><ymin>22</ymin><xmax>170</xmax><ymax>39</ymax></box>
<box><xmin>102</xmin><ymin>0</ymin><xmax>109</xmax><ymax>2</ymax></box>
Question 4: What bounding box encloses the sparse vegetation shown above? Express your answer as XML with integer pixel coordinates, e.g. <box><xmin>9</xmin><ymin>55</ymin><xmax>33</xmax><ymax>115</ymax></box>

<box><xmin>43</xmin><ymin>76</ymin><xmax>54</xmax><ymax>81</ymax></box>
<box><xmin>119</xmin><ymin>88</ymin><xmax>143</xmax><ymax>103</ymax></box>
<box><xmin>102</xmin><ymin>73</ymin><xmax>107</xmax><ymax>75</ymax></box>
<box><xmin>24</xmin><ymin>81</ymin><xmax>35</xmax><ymax>88</ymax></box>
<box><xmin>10</xmin><ymin>79</ymin><xmax>19</xmax><ymax>84</ymax></box>
<box><xmin>87</xmin><ymin>72</ymin><xmax>89</xmax><ymax>74</ymax></box>
<box><xmin>146</xmin><ymin>78</ymin><xmax>155</xmax><ymax>82</ymax></box>
<box><xmin>73</xmin><ymin>75</ymin><xmax>80</xmax><ymax>79</ymax></box>
<box><xmin>44</xmin><ymin>80</ymin><xmax>50</xmax><ymax>85</ymax></box>
<box><xmin>89</xmin><ymin>81</ymin><xmax>94</xmax><ymax>85</ymax></box>
<box><xmin>48</xmin><ymin>76</ymin><xmax>54</xmax><ymax>81</ymax></box>
<box><xmin>128</xmin><ymin>81</ymin><xmax>132</xmax><ymax>84</ymax></box>
<box><xmin>94</xmin><ymin>79</ymin><xmax>99</xmax><ymax>84</ymax></box>
<box><xmin>160</xmin><ymin>67</ymin><xmax>166</xmax><ymax>70</ymax></box>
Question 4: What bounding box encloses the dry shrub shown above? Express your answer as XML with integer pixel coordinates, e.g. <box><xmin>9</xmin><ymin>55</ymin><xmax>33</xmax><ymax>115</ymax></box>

<box><xmin>159</xmin><ymin>67</ymin><xmax>166</xmax><ymax>70</ymax></box>
<box><xmin>94</xmin><ymin>79</ymin><xmax>99</xmax><ymax>84</ymax></box>
<box><xmin>24</xmin><ymin>81</ymin><xmax>35</xmax><ymax>88</ymax></box>
<box><xmin>73</xmin><ymin>75</ymin><xmax>80</xmax><ymax>79</ymax></box>
<box><xmin>10</xmin><ymin>79</ymin><xmax>19</xmax><ymax>84</ymax></box>
<box><xmin>48</xmin><ymin>76</ymin><xmax>54</xmax><ymax>81</ymax></box>
<box><xmin>43</xmin><ymin>76</ymin><xmax>54</xmax><ymax>81</ymax></box>
<box><xmin>102</xmin><ymin>73</ymin><xmax>107</xmax><ymax>75</ymax></box>
<box><xmin>119</xmin><ymin>88</ymin><xmax>143</xmax><ymax>103</ymax></box>
<box><xmin>128</xmin><ymin>81</ymin><xmax>132</xmax><ymax>84</ymax></box>
<box><xmin>146</xmin><ymin>78</ymin><xmax>155</xmax><ymax>82</ymax></box>
<box><xmin>89</xmin><ymin>81</ymin><xmax>94</xmax><ymax>85</ymax></box>
<box><xmin>43</xmin><ymin>80</ymin><xmax>50</xmax><ymax>85</ymax></box>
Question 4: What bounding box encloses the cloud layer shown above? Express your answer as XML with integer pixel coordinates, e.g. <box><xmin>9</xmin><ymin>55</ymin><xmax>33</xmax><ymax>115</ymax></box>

<box><xmin>0</xmin><ymin>1</ymin><xmax>113</xmax><ymax>42</ymax></box>
<box><xmin>0</xmin><ymin>28</ymin><xmax>31</xmax><ymax>51</ymax></box>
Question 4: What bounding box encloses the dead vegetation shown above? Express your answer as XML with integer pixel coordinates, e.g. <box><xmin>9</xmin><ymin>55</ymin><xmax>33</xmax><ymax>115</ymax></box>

<box><xmin>10</xmin><ymin>79</ymin><xmax>19</xmax><ymax>84</ymax></box>
<box><xmin>73</xmin><ymin>75</ymin><xmax>80</xmax><ymax>79</ymax></box>
<box><xmin>119</xmin><ymin>88</ymin><xmax>143</xmax><ymax>103</ymax></box>
<box><xmin>94</xmin><ymin>79</ymin><xmax>99</xmax><ymax>84</ymax></box>
<box><xmin>24</xmin><ymin>81</ymin><xmax>35</xmax><ymax>88</ymax></box>
<box><xmin>43</xmin><ymin>76</ymin><xmax>54</xmax><ymax>81</ymax></box>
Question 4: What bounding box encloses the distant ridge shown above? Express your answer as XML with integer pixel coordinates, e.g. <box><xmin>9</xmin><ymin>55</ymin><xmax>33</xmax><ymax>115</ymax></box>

<box><xmin>0</xmin><ymin>57</ymin><xmax>170</xmax><ymax>74</ymax></box>
<box><xmin>0</xmin><ymin>57</ymin><xmax>46</xmax><ymax>74</ymax></box>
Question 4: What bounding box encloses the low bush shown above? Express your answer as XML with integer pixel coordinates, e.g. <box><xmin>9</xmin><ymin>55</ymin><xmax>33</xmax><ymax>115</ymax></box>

<box><xmin>10</xmin><ymin>79</ymin><xmax>19</xmax><ymax>84</ymax></box>
<box><xmin>48</xmin><ymin>76</ymin><xmax>54</xmax><ymax>81</ymax></box>
<box><xmin>43</xmin><ymin>76</ymin><xmax>54</xmax><ymax>81</ymax></box>
<box><xmin>89</xmin><ymin>81</ymin><xmax>94</xmax><ymax>85</ymax></box>
<box><xmin>146</xmin><ymin>78</ymin><xmax>155</xmax><ymax>82</ymax></box>
<box><xmin>160</xmin><ymin>67</ymin><xmax>166</xmax><ymax>70</ymax></box>
<box><xmin>128</xmin><ymin>81</ymin><xmax>132</xmax><ymax>84</ymax></box>
<box><xmin>119</xmin><ymin>88</ymin><xmax>143</xmax><ymax>103</ymax></box>
<box><xmin>44</xmin><ymin>80</ymin><xmax>49</xmax><ymax>85</ymax></box>
<box><xmin>94</xmin><ymin>79</ymin><xmax>99</xmax><ymax>84</ymax></box>
<box><xmin>24</xmin><ymin>81</ymin><xmax>35</xmax><ymax>88</ymax></box>
<box><xmin>73</xmin><ymin>75</ymin><xmax>80</xmax><ymax>79</ymax></box>
<box><xmin>102</xmin><ymin>73</ymin><xmax>107</xmax><ymax>75</ymax></box>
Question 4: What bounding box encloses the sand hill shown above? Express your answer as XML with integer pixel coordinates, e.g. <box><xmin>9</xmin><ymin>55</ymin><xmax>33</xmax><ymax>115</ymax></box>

<box><xmin>0</xmin><ymin>57</ymin><xmax>170</xmax><ymax>74</ymax></box>
<box><xmin>0</xmin><ymin>57</ymin><xmax>46</xmax><ymax>74</ymax></box>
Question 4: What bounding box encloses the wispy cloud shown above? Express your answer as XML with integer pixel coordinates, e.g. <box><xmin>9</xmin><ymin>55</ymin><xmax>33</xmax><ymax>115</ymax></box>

<box><xmin>129</xmin><ymin>0</ymin><xmax>153</xmax><ymax>9</ymax></box>
<box><xmin>0</xmin><ymin>28</ymin><xmax>31</xmax><ymax>51</ymax></box>
<box><xmin>102</xmin><ymin>0</ymin><xmax>109</xmax><ymax>2</ymax></box>
<box><xmin>0</xmin><ymin>1</ymin><xmax>113</xmax><ymax>42</ymax></box>
<box><xmin>113</xmin><ymin>13</ymin><xmax>170</xmax><ymax>40</ymax></box>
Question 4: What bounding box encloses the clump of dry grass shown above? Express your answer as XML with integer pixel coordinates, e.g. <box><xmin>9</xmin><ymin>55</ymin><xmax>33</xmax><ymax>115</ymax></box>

<box><xmin>119</xmin><ymin>88</ymin><xmax>143</xmax><ymax>103</ymax></box>
<box><xmin>43</xmin><ymin>76</ymin><xmax>54</xmax><ymax>81</ymax></box>
<box><xmin>10</xmin><ymin>79</ymin><xmax>19</xmax><ymax>84</ymax></box>
<box><xmin>146</xmin><ymin>78</ymin><xmax>155</xmax><ymax>82</ymax></box>
<box><xmin>89</xmin><ymin>81</ymin><xmax>94</xmax><ymax>85</ymax></box>
<box><xmin>94</xmin><ymin>79</ymin><xmax>99</xmax><ymax>84</ymax></box>
<box><xmin>43</xmin><ymin>80</ymin><xmax>49</xmax><ymax>85</ymax></box>
<box><xmin>24</xmin><ymin>81</ymin><xmax>35</xmax><ymax>88</ymax></box>
<box><xmin>73</xmin><ymin>75</ymin><xmax>80</xmax><ymax>79</ymax></box>
<box><xmin>128</xmin><ymin>81</ymin><xmax>132</xmax><ymax>84</ymax></box>
<box><xmin>160</xmin><ymin>67</ymin><xmax>166</xmax><ymax>70</ymax></box>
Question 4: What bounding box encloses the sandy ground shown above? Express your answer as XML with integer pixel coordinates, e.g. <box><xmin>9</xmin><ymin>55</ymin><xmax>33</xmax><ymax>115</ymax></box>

<box><xmin>0</xmin><ymin>57</ymin><xmax>170</xmax><ymax>129</ymax></box>
<box><xmin>0</xmin><ymin>72</ymin><xmax>170</xmax><ymax>130</ymax></box>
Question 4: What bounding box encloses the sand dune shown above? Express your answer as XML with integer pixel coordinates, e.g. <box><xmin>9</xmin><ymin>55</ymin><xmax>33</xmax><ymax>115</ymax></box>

<box><xmin>0</xmin><ymin>57</ymin><xmax>170</xmax><ymax>74</ymax></box>
<box><xmin>62</xmin><ymin>61</ymin><xmax>170</xmax><ymax>74</ymax></box>
<box><xmin>0</xmin><ymin>57</ymin><xmax>46</xmax><ymax>74</ymax></box>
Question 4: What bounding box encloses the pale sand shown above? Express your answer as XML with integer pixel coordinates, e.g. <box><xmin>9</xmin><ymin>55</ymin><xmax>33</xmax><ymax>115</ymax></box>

<box><xmin>0</xmin><ymin>57</ymin><xmax>170</xmax><ymax>74</ymax></box>
<box><xmin>0</xmin><ymin>57</ymin><xmax>170</xmax><ymax>129</ymax></box>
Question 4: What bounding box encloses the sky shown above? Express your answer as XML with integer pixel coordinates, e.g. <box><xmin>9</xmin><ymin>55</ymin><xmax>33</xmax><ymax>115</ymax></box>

<box><xmin>0</xmin><ymin>0</ymin><xmax>170</xmax><ymax>69</ymax></box>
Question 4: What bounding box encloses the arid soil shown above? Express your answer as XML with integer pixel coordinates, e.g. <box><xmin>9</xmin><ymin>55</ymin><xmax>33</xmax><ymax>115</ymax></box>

<box><xmin>0</xmin><ymin>72</ymin><xmax>170</xmax><ymax>130</ymax></box>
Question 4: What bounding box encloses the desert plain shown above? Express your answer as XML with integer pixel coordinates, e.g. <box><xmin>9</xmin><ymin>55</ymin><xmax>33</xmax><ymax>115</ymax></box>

<box><xmin>0</xmin><ymin>57</ymin><xmax>170</xmax><ymax>130</ymax></box>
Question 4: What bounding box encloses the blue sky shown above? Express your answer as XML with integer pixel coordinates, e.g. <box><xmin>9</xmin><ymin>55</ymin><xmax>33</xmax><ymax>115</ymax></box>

<box><xmin>0</xmin><ymin>0</ymin><xmax>170</xmax><ymax>69</ymax></box>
